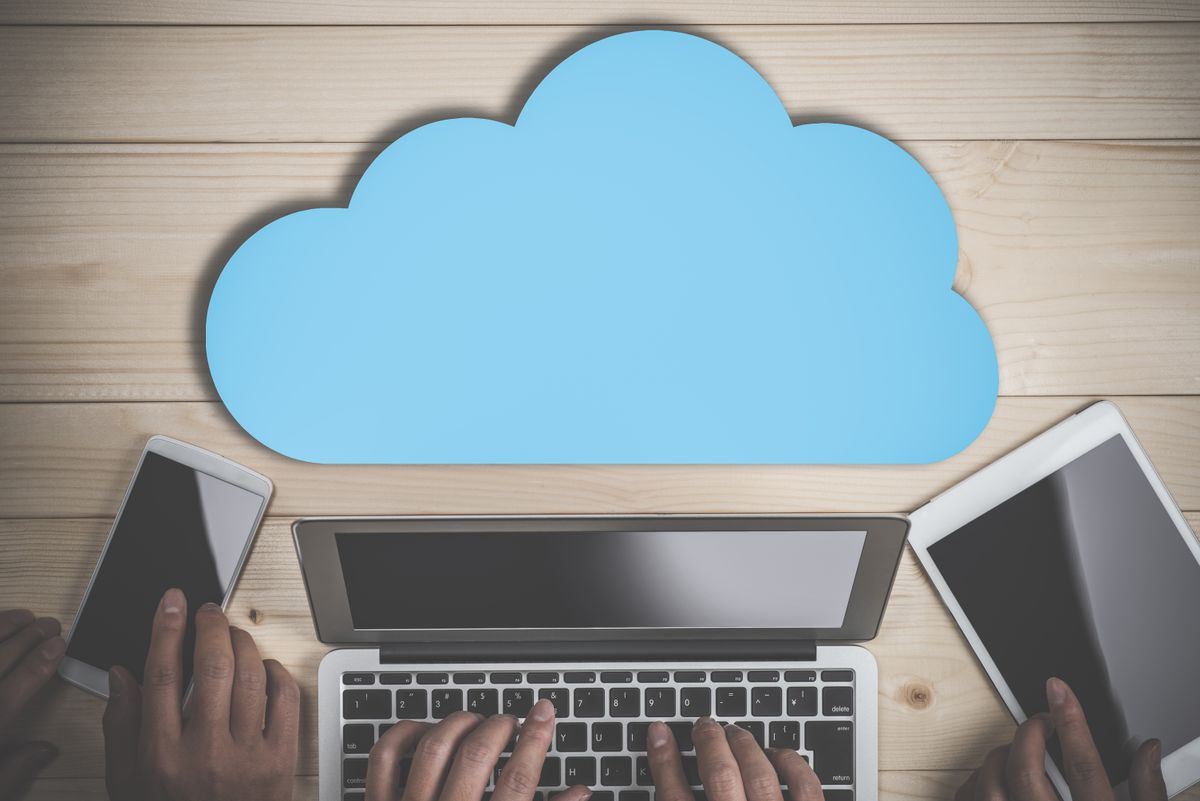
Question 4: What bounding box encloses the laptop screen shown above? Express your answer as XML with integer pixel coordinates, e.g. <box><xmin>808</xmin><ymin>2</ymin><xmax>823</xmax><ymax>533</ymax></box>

<box><xmin>335</xmin><ymin>529</ymin><xmax>866</xmax><ymax>630</ymax></box>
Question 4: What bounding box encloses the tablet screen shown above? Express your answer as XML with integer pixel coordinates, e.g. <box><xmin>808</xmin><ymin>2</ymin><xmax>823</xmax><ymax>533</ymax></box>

<box><xmin>928</xmin><ymin>435</ymin><xmax>1200</xmax><ymax>786</ymax></box>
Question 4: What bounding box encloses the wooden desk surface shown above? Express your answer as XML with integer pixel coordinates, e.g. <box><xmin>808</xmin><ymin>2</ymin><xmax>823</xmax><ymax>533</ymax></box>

<box><xmin>1</xmin><ymin>3</ymin><xmax>1198</xmax><ymax>799</ymax></box>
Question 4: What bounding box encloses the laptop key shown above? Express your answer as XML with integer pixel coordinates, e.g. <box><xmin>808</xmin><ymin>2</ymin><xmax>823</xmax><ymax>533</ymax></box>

<box><xmin>592</xmin><ymin>722</ymin><xmax>622</xmax><ymax>752</ymax></box>
<box><xmin>565</xmin><ymin>671</ymin><xmax>596</xmax><ymax>684</ymax></box>
<box><xmin>621</xmin><ymin>792</ymin><xmax>650</xmax><ymax>801</ymax></box>
<box><xmin>734</xmin><ymin>721</ymin><xmax>764</xmax><ymax>747</ymax></box>
<box><xmin>637</xmin><ymin>671</ymin><xmax>669</xmax><ymax>683</ymax></box>
<box><xmin>667</xmin><ymin>722</ymin><xmax>694</xmax><ymax>752</ymax></box>
<box><xmin>591</xmin><ymin>793</ymin><xmax>615</xmax><ymax>801</ymax></box>
<box><xmin>806</xmin><ymin>721</ymin><xmax>854</xmax><ymax>785</ymax></box>
<box><xmin>343</xmin><ymin>690</ymin><xmax>390</xmax><ymax>720</ymax></box>
<box><xmin>716</xmin><ymin>687</ymin><xmax>746</xmax><ymax>717</ymax></box>
<box><xmin>752</xmin><ymin>687</ymin><xmax>782</xmax><ymax>717</ymax></box>
<box><xmin>627</xmin><ymin>722</ymin><xmax>649</xmax><ymax>752</ymax></box>
<box><xmin>682</xmin><ymin>756</ymin><xmax>702</xmax><ymax>786</ymax></box>
<box><xmin>610</xmin><ymin>688</ymin><xmax>640</xmax><ymax>717</ymax></box>
<box><xmin>821</xmin><ymin>671</ymin><xmax>853</xmax><ymax>683</ymax></box>
<box><xmin>417</xmin><ymin>673</ymin><xmax>449</xmax><ymax>685</ymax></box>
<box><xmin>343</xmin><ymin>673</ymin><xmax>375</xmax><ymax>686</ymax></box>
<box><xmin>528</xmin><ymin>672</ymin><xmax>560</xmax><ymax>684</ymax></box>
<box><xmin>635</xmin><ymin>757</ymin><xmax>652</xmax><ymax>786</ymax></box>
<box><xmin>565</xmin><ymin>757</ymin><xmax>596</xmax><ymax>785</ymax></box>
<box><xmin>784</xmin><ymin>670</ymin><xmax>816</xmax><ymax>683</ymax></box>
<box><xmin>601</xmin><ymin>756</ymin><xmax>633</xmax><ymax>787</ymax></box>
<box><xmin>711</xmin><ymin>671</ymin><xmax>743</xmax><ymax>682</ymax></box>
<box><xmin>454</xmin><ymin>672</ymin><xmax>486</xmax><ymax>684</ymax></box>
<box><xmin>601</xmin><ymin>671</ymin><xmax>633</xmax><ymax>683</ymax></box>
<box><xmin>768</xmin><ymin>721</ymin><xmax>800</xmax><ymax>750</ymax></box>
<box><xmin>575</xmin><ymin>688</ymin><xmax>605</xmax><ymax>718</ymax></box>
<box><xmin>823</xmin><ymin>792</ymin><xmax>854</xmax><ymax>801</ymax></box>
<box><xmin>343</xmin><ymin>757</ymin><xmax>368</xmax><ymax>789</ymax></box>
<box><xmin>680</xmin><ymin>687</ymin><xmax>711</xmax><ymax>717</ymax></box>
<box><xmin>491</xmin><ymin>672</ymin><xmax>522</xmax><ymax>684</ymax></box>
<box><xmin>787</xmin><ymin>687</ymin><xmax>818</xmax><ymax>717</ymax></box>
<box><xmin>380</xmin><ymin>672</ymin><xmax>413</xmax><ymax>685</ymax></box>
<box><xmin>747</xmin><ymin>671</ymin><xmax>780</xmax><ymax>683</ymax></box>
<box><xmin>504</xmin><ymin>689</ymin><xmax>535</xmax><ymax>717</ymax></box>
<box><xmin>557</xmin><ymin>723</ymin><xmax>588</xmax><ymax>752</ymax></box>
<box><xmin>432</xmin><ymin>689</ymin><xmax>463</xmax><ymax>719</ymax></box>
<box><xmin>343</xmin><ymin>724</ymin><xmax>374</xmax><ymax>754</ymax></box>
<box><xmin>645</xmin><ymin>687</ymin><xmax>676</xmax><ymax>717</ymax></box>
<box><xmin>396</xmin><ymin>690</ymin><xmax>427</xmax><ymax>719</ymax></box>
<box><xmin>538</xmin><ymin>757</ymin><xmax>562</xmax><ymax>787</ymax></box>
<box><xmin>539</xmin><ymin>688</ymin><xmax>571</xmax><ymax>718</ymax></box>
<box><xmin>822</xmin><ymin>686</ymin><xmax>854</xmax><ymax>717</ymax></box>
<box><xmin>468</xmin><ymin>688</ymin><xmax>499</xmax><ymax>717</ymax></box>
<box><xmin>674</xmin><ymin>671</ymin><xmax>706</xmax><ymax>683</ymax></box>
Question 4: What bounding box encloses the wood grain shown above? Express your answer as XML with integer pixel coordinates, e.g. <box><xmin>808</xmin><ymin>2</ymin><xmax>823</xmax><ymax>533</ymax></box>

<box><xmin>2</xmin><ymin>140</ymin><xmax>1198</xmax><ymax>402</ymax></box>
<box><xmin>2</xmin><ymin>25</ymin><xmax>1199</xmax><ymax>143</ymax></box>
<box><xmin>1</xmin><ymin>396</ymin><xmax>1199</xmax><ymax>521</ymax></box>
<box><xmin>3</xmin><ymin>0</ymin><xmax>1200</xmax><ymax>25</ymax></box>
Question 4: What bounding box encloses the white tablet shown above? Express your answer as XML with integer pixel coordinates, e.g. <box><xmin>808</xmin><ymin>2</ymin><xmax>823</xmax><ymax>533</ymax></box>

<box><xmin>909</xmin><ymin>400</ymin><xmax>1200</xmax><ymax>800</ymax></box>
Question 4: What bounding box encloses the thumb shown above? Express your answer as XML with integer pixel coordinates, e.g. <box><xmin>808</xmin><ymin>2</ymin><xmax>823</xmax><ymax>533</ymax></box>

<box><xmin>0</xmin><ymin>741</ymin><xmax>58</xmax><ymax>799</ymax></box>
<box><xmin>102</xmin><ymin>666</ymin><xmax>142</xmax><ymax>799</ymax></box>
<box><xmin>1129</xmin><ymin>739</ymin><xmax>1168</xmax><ymax>801</ymax></box>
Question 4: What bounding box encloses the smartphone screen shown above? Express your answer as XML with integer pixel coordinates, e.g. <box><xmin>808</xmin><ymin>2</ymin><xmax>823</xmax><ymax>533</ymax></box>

<box><xmin>66</xmin><ymin>451</ymin><xmax>266</xmax><ymax>685</ymax></box>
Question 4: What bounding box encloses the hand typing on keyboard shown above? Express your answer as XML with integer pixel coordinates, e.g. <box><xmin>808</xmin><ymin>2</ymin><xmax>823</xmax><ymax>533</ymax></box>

<box><xmin>364</xmin><ymin>698</ymin><xmax>592</xmax><ymax>801</ymax></box>
<box><xmin>0</xmin><ymin>608</ymin><xmax>65</xmax><ymax>799</ymax></box>
<box><xmin>102</xmin><ymin>588</ymin><xmax>301</xmax><ymax>801</ymax></box>
<box><xmin>648</xmin><ymin>717</ymin><xmax>826</xmax><ymax>801</ymax></box>
<box><xmin>955</xmin><ymin>677</ymin><xmax>1166</xmax><ymax>801</ymax></box>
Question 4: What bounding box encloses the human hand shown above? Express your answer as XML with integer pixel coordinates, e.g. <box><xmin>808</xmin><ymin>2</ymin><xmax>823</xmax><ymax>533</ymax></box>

<box><xmin>102</xmin><ymin>588</ymin><xmax>301</xmax><ymax>801</ymax></box>
<box><xmin>955</xmin><ymin>677</ymin><xmax>1166</xmax><ymax>801</ymax></box>
<box><xmin>365</xmin><ymin>698</ymin><xmax>591</xmax><ymax>801</ymax></box>
<box><xmin>648</xmin><ymin>717</ymin><xmax>825</xmax><ymax>801</ymax></box>
<box><xmin>0</xmin><ymin>609</ymin><xmax>65</xmax><ymax>799</ymax></box>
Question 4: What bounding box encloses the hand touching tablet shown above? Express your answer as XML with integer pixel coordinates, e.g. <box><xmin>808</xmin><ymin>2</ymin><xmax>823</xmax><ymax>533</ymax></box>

<box><xmin>956</xmin><ymin>678</ymin><xmax>1167</xmax><ymax>801</ymax></box>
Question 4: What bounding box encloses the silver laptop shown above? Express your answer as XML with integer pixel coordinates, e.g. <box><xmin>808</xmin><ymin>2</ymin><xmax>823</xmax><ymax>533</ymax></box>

<box><xmin>293</xmin><ymin>516</ymin><xmax>909</xmax><ymax>801</ymax></box>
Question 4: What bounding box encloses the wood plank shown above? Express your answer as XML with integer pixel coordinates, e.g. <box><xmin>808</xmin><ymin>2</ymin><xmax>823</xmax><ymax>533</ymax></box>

<box><xmin>3</xmin><ymin>0</ymin><xmax>1200</xmax><ymax>25</ymax></box>
<box><xmin>2</xmin><ymin>25</ymin><xmax>1198</xmax><ymax>143</ymax></box>
<box><xmin>2</xmin><ymin>140</ymin><xmax>1198</xmax><ymax>401</ymax></box>
<box><xmin>11</xmin><ymin>0</ymin><xmax>1200</xmax><ymax>25</ymax></box>
<box><xmin>0</xmin><ymin>397</ymin><xmax>1198</xmax><ymax>521</ymax></box>
<box><xmin>3</xmin><ymin>516</ymin><xmax>1197</xmax><ymax>780</ymax></box>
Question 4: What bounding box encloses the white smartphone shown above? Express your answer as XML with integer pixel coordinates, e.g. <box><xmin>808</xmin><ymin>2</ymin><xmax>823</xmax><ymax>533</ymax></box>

<box><xmin>59</xmin><ymin>435</ymin><xmax>272</xmax><ymax>699</ymax></box>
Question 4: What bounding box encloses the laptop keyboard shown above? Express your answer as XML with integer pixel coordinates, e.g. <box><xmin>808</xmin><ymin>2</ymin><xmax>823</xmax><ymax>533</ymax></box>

<box><xmin>340</xmin><ymin>667</ymin><xmax>855</xmax><ymax>801</ymax></box>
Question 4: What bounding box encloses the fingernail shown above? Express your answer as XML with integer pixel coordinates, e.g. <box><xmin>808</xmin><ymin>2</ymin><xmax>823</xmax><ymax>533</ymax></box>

<box><xmin>199</xmin><ymin>602</ymin><xmax>220</xmax><ymax>613</ymax></box>
<box><xmin>39</xmin><ymin>636</ymin><xmax>66</xmax><ymax>661</ymax></box>
<box><xmin>1046</xmin><ymin>677</ymin><xmax>1067</xmax><ymax>706</ymax></box>
<box><xmin>694</xmin><ymin>715</ymin><xmax>718</xmax><ymax>730</ymax></box>
<box><xmin>108</xmin><ymin>668</ymin><xmax>124</xmax><ymax>697</ymax></box>
<box><xmin>1149</xmin><ymin>739</ymin><xmax>1162</xmax><ymax>768</ymax></box>
<box><xmin>34</xmin><ymin>617</ymin><xmax>61</xmax><ymax>638</ymax></box>
<box><xmin>530</xmin><ymin>698</ymin><xmax>554</xmax><ymax>722</ymax></box>
<box><xmin>161</xmin><ymin>588</ymin><xmax>184</xmax><ymax>615</ymax></box>
<box><xmin>647</xmin><ymin>721</ymin><xmax>670</xmax><ymax>749</ymax></box>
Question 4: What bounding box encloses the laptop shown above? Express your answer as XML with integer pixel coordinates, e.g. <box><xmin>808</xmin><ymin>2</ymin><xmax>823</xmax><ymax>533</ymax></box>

<box><xmin>293</xmin><ymin>515</ymin><xmax>909</xmax><ymax>801</ymax></box>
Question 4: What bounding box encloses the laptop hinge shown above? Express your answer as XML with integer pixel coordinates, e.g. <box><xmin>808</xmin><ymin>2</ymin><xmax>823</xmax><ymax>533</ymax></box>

<box><xmin>378</xmin><ymin>639</ymin><xmax>818</xmax><ymax>664</ymax></box>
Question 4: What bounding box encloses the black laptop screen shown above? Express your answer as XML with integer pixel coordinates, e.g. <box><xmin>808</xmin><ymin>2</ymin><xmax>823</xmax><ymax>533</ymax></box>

<box><xmin>335</xmin><ymin>529</ymin><xmax>867</xmax><ymax>630</ymax></box>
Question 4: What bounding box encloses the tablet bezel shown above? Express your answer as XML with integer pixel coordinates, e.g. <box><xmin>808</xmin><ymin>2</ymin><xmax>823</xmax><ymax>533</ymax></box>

<box><xmin>909</xmin><ymin>400</ymin><xmax>1200</xmax><ymax>800</ymax></box>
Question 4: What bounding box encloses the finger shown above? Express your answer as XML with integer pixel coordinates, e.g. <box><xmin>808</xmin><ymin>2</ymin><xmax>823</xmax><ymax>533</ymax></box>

<box><xmin>551</xmin><ymin>787</ymin><xmax>593</xmax><ymax>801</ymax></box>
<box><xmin>973</xmin><ymin>746</ymin><xmax>1010</xmax><ymax>801</ymax></box>
<box><xmin>0</xmin><ymin>617</ymin><xmax>59</xmax><ymax>677</ymax></box>
<box><xmin>692</xmin><ymin>718</ymin><xmax>748</xmax><ymax>801</ymax></box>
<box><xmin>1004</xmin><ymin>716</ymin><xmax>1057</xmax><ymax>801</ymax></box>
<box><xmin>0</xmin><ymin>742</ymin><xmax>58</xmax><ymax>799</ymax></box>
<box><xmin>142</xmin><ymin>588</ymin><xmax>187</xmax><ymax>739</ymax></box>
<box><xmin>367</xmin><ymin>721</ymin><xmax>431</xmax><ymax>801</ymax></box>
<box><xmin>1046</xmin><ymin>678</ymin><xmax>1113</xmax><ymax>801</ymax></box>
<box><xmin>725</xmin><ymin>725</ymin><xmax>782</xmax><ymax>801</ymax></box>
<box><xmin>1128</xmin><ymin>739</ymin><xmax>1168</xmax><ymax>801</ymax></box>
<box><xmin>439</xmin><ymin>715</ymin><xmax>520</xmax><ymax>801</ymax></box>
<box><xmin>263</xmin><ymin>659</ymin><xmax>301</xmax><ymax>749</ymax></box>
<box><xmin>647</xmin><ymin>722</ymin><xmax>695</xmax><ymax>801</ymax></box>
<box><xmin>492</xmin><ymin>698</ymin><xmax>556</xmax><ymax>801</ymax></box>
<box><xmin>228</xmin><ymin>627</ymin><xmax>267</xmax><ymax>742</ymax></box>
<box><xmin>0</xmin><ymin>609</ymin><xmax>35</xmax><ymax>641</ymax></box>
<box><xmin>102</xmin><ymin>666</ymin><xmax>143</xmax><ymax>798</ymax></box>
<box><xmin>191</xmin><ymin>602</ymin><xmax>235</xmax><ymax>730</ymax></box>
<box><xmin>402</xmin><ymin>711</ymin><xmax>486</xmax><ymax>801</ymax></box>
<box><xmin>0</xmin><ymin>633</ymin><xmax>64</xmax><ymax>729</ymax></box>
<box><xmin>765</xmin><ymin>749</ymin><xmax>823</xmax><ymax>801</ymax></box>
<box><xmin>954</xmin><ymin>771</ymin><xmax>978</xmax><ymax>801</ymax></box>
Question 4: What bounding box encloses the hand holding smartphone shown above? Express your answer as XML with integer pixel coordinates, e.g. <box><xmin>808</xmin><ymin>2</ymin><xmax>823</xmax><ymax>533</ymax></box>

<box><xmin>59</xmin><ymin>436</ymin><xmax>272</xmax><ymax>698</ymax></box>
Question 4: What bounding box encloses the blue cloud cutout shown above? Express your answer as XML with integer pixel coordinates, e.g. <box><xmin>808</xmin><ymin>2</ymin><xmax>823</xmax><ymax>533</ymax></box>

<box><xmin>206</xmin><ymin>30</ymin><xmax>997</xmax><ymax>464</ymax></box>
